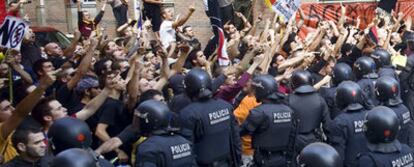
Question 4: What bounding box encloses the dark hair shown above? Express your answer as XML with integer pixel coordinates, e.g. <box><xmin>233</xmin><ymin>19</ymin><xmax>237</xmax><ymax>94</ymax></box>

<box><xmin>183</xmin><ymin>25</ymin><xmax>192</xmax><ymax>33</ymax></box>
<box><xmin>94</xmin><ymin>58</ymin><xmax>112</xmax><ymax>76</ymax></box>
<box><xmin>98</xmin><ymin>70</ymin><xmax>118</xmax><ymax>89</ymax></box>
<box><xmin>12</xmin><ymin>125</ymin><xmax>43</xmax><ymax>153</ymax></box>
<box><xmin>32</xmin><ymin>97</ymin><xmax>55</xmax><ymax>126</ymax></box>
<box><xmin>33</xmin><ymin>58</ymin><xmax>52</xmax><ymax>77</ymax></box>
<box><xmin>139</xmin><ymin>89</ymin><xmax>163</xmax><ymax>104</ymax></box>
<box><xmin>341</xmin><ymin>43</ymin><xmax>354</xmax><ymax>56</ymax></box>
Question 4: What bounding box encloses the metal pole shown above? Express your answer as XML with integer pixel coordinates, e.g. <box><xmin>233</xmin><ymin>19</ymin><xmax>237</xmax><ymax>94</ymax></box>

<box><xmin>36</xmin><ymin>0</ymin><xmax>46</xmax><ymax>25</ymax></box>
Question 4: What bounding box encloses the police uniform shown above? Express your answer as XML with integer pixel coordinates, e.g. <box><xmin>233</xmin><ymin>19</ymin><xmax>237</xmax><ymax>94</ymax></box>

<box><xmin>135</xmin><ymin>134</ymin><xmax>196</xmax><ymax>167</ymax></box>
<box><xmin>240</xmin><ymin>102</ymin><xmax>294</xmax><ymax>167</ymax></box>
<box><xmin>357</xmin><ymin>74</ymin><xmax>379</xmax><ymax>107</ymax></box>
<box><xmin>320</xmin><ymin>86</ymin><xmax>342</xmax><ymax>119</ymax></box>
<box><xmin>388</xmin><ymin>104</ymin><xmax>414</xmax><ymax>147</ymax></box>
<box><xmin>357</xmin><ymin>106</ymin><xmax>414</xmax><ymax>167</ymax></box>
<box><xmin>289</xmin><ymin>85</ymin><xmax>331</xmax><ymax>162</ymax></box>
<box><xmin>134</xmin><ymin>100</ymin><xmax>197</xmax><ymax>167</ymax></box>
<box><xmin>178</xmin><ymin>98</ymin><xmax>241</xmax><ymax>166</ymax></box>
<box><xmin>358</xmin><ymin>142</ymin><xmax>414</xmax><ymax>167</ymax></box>
<box><xmin>328</xmin><ymin>108</ymin><xmax>369</xmax><ymax>167</ymax></box>
<box><xmin>327</xmin><ymin>81</ymin><xmax>369</xmax><ymax>167</ymax></box>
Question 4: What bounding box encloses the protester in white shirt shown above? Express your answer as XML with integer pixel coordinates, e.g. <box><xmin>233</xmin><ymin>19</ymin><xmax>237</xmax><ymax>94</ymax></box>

<box><xmin>159</xmin><ymin>4</ymin><xmax>195</xmax><ymax>50</ymax></box>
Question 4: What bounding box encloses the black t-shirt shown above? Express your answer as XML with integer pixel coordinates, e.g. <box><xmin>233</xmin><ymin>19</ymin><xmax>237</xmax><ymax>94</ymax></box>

<box><xmin>56</xmin><ymin>85</ymin><xmax>81</xmax><ymax>115</ymax></box>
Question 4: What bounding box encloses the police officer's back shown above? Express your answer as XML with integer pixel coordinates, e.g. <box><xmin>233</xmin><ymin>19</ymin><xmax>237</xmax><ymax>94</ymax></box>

<box><xmin>319</xmin><ymin>63</ymin><xmax>354</xmax><ymax>119</ymax></box>
<box><xmin>370</xmin><ymin>48</ymin><xmax>398</xmax><ymax>80</ymax></box>
<box><xmin>288</xmin><ymin>70</ymin><xmax>331</xmax><ymax>153</ymax></box>
<box><xmin>297</xmin><ymin>142</ymin><xmax>342</xmax><ymax>167</ymax></box>
<box><xmin>327</xmin><ymin>81</ymin><xmax>369</xmax><ymax>167</ymax></box>
<box><xmin>354</xmin><ymin>56</ymin><xmax>379</xmax><ymax>107</ymax></box>
<box><xmin>240</xmin><ymin>75</ymin><xmax>294</xmax><ymax>167</ymax></box>
<box><xmin>134</xmin><ymin>100</ymin><xmax>196</xmax><ymax>167</ymax></box>
<box><xmin>376</xmin><ymin>76</ymin><xmax>414</xmax><ymax>147</ymax></box>
<box><xmin>400</xmin><ymin>31</ymin><xmax>414</xmax><ymax>113</ymax></box>
<box><xmin>48</xmin><ymin>117</ymin><xmax>113</xmax><ymax>167</ymax></box>
<box><xmin>357</xmin><ymin>106</ymin><xmax>414</xmax><ymax>167</ymax></box>
<box><xmin>178</xmin><ymin>68</ymin><xmax>241</xmax><ymax>166</ymax></box>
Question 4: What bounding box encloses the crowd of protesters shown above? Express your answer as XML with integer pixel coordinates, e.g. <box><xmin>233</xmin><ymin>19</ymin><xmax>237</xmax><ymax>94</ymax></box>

<box><xmin>1</xmin><ymin>0</ymin><xmax>414</xmax><ymax>166</ymax></box>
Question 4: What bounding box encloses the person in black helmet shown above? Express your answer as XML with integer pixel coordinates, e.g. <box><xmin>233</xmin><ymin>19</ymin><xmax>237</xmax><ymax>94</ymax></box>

<box><xmin>177</xmin><ymin>68</ymin><xmax>242</xmax><ymax>167</ymax></box>
<box><xmin>400</xmin><ymin>31</ymin><xmax>414</xmax><ymax>113</ymax></box>
<box><xmin>370</xmin><ymin>48</ymin><xmax>398</xmax><ymax>80</ymax></box>
<box><xmin>320</xmin><ymin>63</ymin><xmax>354</xmax><ymax>119</ymax></box>
<box><xmin>326</xmin><ymin>81</ymin><xmax>369</xmax><ymax>167</ymax></box>
<box><xmin>376</xmin><ymin>76</ymin><xmax>414</xmax><ymax>147</ymax></box>
<box><xmin>354</xmin><ymin>56</ymin><xmax>379</xmax><ymax>107</ymax></box>
<box><xmin>240</xmin><ymin>74</ymin><xmax>294</xmax><ymax>167</ymax></box>
<box><xmin>297</xmin><ymin>142</ymin><xmax>342</xmax><ymax>167</ymax></box>
<box><xmin>357</xmin><ymin>106</ymin><xmax>414</xmax><ymax>167</ymax></box>
<box><xmin>288</xmin><ymin>70</ymin><xmax>331</xmax><ymax>164</ymax></box>
<box><xmin>134</xmin><ymin>100</ymin><xmax>196</xmax><ymax>167</ymax></box>
<box><xmin>50</xmin><ymin>148</ymin><xmax>96</xmax><ymax>167</ymax></box>
<box><xmin>47</xmin><ymin>117</ymin><xmax>113</xmax><ymax>167</ymax></box>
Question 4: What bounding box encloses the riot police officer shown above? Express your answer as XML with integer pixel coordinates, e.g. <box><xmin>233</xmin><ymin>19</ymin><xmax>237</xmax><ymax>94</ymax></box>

<box><xmin>48</xmin><ymin>117</ymin><xmax>113</xmax><ymax>167</ymax></box>
<box><xmin>297</xmin><ymin>142</ymin><xmax>342</xmax><ymax>167</ymax></box>
<box><xmin>319</xmin><ymin>63</ymin><xmax>354</xmax><ymax>119</ymax></box>
<box><xmin>357</xmin><ymin>106</ymin><xmax>414</xmax><ymax>167</ymax></box>
<box><xmin>240</xmin><ymin>74</ymin><xmax>294</xmax><ymax>167</ymax></box>
<box><xmin>178</xmin><ymin>68</ymin><xmax>241</xmax><ymax>167</ymax></box>
<box><xmin>400</xmin><ymin>31</ymin><xmax>414</xmax><ymax>113</ymax></box>
<box><xmin>288</xmin><ymin>70</ymin><xmax>331</xmax><ymax>160</ymax></box>
<box><xmin>370</xmin><ymin>48</ymin><xmax>398</xmax><ymax>79</ymax></box>
<box><xmin>376</xmin><ymin>76</ymin><xmax>414</xmax><ymax>147</ymax></box>
<box><xmin>354</xmin><ymin>56</ymin><xmax>379</xmax><ymax>107</ymax></box>
<box><xmin>327</xmin><ymin>81</ymin><xmax>369</xmax><ymax>167</ymax></box>
<box><xmin>50</xmin><ymin>148</ymin><xmax>97</xmax><ymax>167</ymax></box>
<box><xmin>134</xmin><ymin>100</ymin><xmax>196</xmax><ymax>167</ymax></box>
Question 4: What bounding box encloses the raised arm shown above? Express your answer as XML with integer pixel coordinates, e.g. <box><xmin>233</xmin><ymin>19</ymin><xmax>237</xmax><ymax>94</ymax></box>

<box><xmin>66</xmin><ymin>35</ymin><xmax>98</xmax><ymax>90</ymax></box>
<box><xmin>1</xmin><ymin>70</ymin><xmax>55</xmax><ymax>138</ymax></box>
<box><xmin>5</xmin><ymin>51</ymin><xmax>33</xmax><ymax>84</ymax></box>
<box><xmin>172</xmin><ymin>5</ymin><xmax>195</xmax><ymax>29</ymax></box>
<box><xmin>75</xmin><ymin>87</ymin><xmax>110</xmax><ymax>121</ymax></box>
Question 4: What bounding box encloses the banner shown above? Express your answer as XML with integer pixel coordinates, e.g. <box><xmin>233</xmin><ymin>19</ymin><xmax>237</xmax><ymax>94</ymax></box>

<box><xmin>273</xmin><ymin>0</ymin><xmax>301</xmax><ymax>21</ymax></box>
<box><xmin>299</xmin><ymin>0</ymin><xmax>414</xmax><ymax>29</ymax></box>
<box><xmin>0</xmin><ymin>16</ymin><xmax>28</xmax><ymax>50</ymax></box>
<box><xmin>297</xmin><ymin>0</ymin><xmax>414</xmax><ymax>38</ymax></box>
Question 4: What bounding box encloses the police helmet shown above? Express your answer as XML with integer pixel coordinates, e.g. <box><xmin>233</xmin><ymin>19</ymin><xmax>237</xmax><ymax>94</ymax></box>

<box><xmin>135</xmin><ymin>100</ymin><xmax>171</xmax><ymax>134</ymax></box>
<box><xmin>332</xmin><ymin>63</ymin><xmax>354</xmax><ymax>86</ymax></box>
<box><xmin>298</xmin><ymin>142</ymin><xmax>342</xmax><ymax>167</ymax></box>
<box><xmin>50</xmin><ymin>148</ymin><xmax>96</xmax><ymax>167</ymax></box>
<box><xmin>184</xmin><ymin>68</ymin><xmax>212</xmax><ymax>100</ymax></box>
<box><xmin>252</xmin><ymin>74</ymin><xmax>279</xmax><ymax>102</ymax></box>
<box><xmin>370</xmin><ymin>48</ymin><xmax>391</xmax><ymax>68</ymax></box>
<box><xmin>376</xmin><ymin>76</ymin><xmax>402</xmax><ymax>106</ymax></box>
<box><xmin>335</xmin><ymin>81</ymin><xmax>364</xmax><ymax>111</ymax></box>
<box><xmin>353</xmin><ymin>56</ymin><xmax>376</xmax><ymax>79</ymax></box>
<box><xmin>364</xmin><ymin>106</ymin><xmax>400</xmax><ymax>144</ymax></box>
<box><xmin>48</xmin><ymin>117</ymin><xmax>92</xmax><ymax>154</ymax></box>
<box><xmin>290</xmin><ymin>70</ymin><xmax>313</xmax><ymax>91</ymax></box>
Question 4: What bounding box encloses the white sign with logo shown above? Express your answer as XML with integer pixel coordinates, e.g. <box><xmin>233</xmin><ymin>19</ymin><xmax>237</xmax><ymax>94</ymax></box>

<box><xmin>272</xmin><ymin>0</ymin><xmax>301</xmax><ymax>21</ymax></box>
<box><xmin>0</xmin><ymin>16</ymin><xmax>28</xmax><ymax>50</ymax></box>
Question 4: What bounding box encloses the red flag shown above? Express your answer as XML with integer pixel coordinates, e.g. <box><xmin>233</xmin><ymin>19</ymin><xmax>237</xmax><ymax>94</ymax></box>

<box><xmin>0</xmin><ymin>0</ymin><xmax>6</xmax><ymax>24</ymax></box>
<box><xmin>217</xmin><ymin>27</ymin><xmax>230</xmax><ymax>66</ymax></box>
